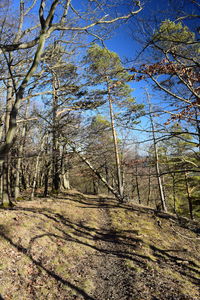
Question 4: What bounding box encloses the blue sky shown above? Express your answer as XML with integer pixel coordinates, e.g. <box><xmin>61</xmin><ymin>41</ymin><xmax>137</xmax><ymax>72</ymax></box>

<box><xmin>101</xmin><ymin>0</ymin><xmax>199</xmax><ymax>150</ymax></box>
<box><xmin>9</xmin><ymin>0</ymin><xmax>199</xmax><ymax>151</ymax></box>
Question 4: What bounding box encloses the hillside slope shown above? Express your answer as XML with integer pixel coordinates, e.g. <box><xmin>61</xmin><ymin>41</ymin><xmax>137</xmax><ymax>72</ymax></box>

<box><xmin>0</xmin><ymin>191</ymin><xmax>199</xmax><ymax>300</ymax></box>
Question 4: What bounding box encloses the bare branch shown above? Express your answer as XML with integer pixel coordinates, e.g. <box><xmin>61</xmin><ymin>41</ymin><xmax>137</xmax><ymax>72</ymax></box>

<box><xmin>0</xmin><ymin>0</ymin><xmax>142</xmax><ymax>52</ymax></box>
<box><xmin>14</xmin><ymin>0</ymin><xmax>25</xmax><ymax>43</ymax></box>
<box><xmin>0</xmin><ymin>37</ymin><xmax>39</xmax><ymax>52</ymax></box>
<box><xmin>21</xmin><ymin>24</ymin><xmax>40</xmax><ymax>39</ymax></box>
<box><xmin>61</xmin><ymin>0</ymin><xmax>71</xmax><ymax>24</ymax></box>
<box><xmin>16</xmin><ymin>117</ymin><xmax>38</xmax><ymax>123</ymax></box>
<box><xmin>52</xmin><ymin>1</ymin><xmax>143</xmax><ymax>31</ymax></box>
<box><xmin>45</xmin><ymin>0</ymin><xmax>59</xmax><ymax>29</ymax></box>
<box><xmin>24</xmin><ymin>0</ymin><xmax>38</xmax><ymax>16</ymax></box>
<box><xmin>39</xmin><ymin>0</ymin><xmax>46</xmax><ymax>29</ymax></box>
<box><xmin>150</xmin><ymin>75</ymin><xmax>194</xmax><ymax>105</ymax></box>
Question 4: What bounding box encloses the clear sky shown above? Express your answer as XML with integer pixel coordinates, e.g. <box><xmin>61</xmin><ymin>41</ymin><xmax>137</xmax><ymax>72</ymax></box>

<box><xmin>102</xmin><ymin>0</ymin><xmax>199</xmax><ymax>150</ymax></box>
<box><xmin>9</xmin><ymin>0</ymin><xmax>200</xmax><ymax>151</ymax></box>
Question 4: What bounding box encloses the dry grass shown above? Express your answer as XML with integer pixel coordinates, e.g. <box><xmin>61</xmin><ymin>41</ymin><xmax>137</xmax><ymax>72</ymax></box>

<box><xmin>109</xmin><ymin>204</ymin><xmax>200</xmax><ymax>299</ymax></box>
<box><xmin>0</xmin><ymin>192</ymin><xmax>199</xmax><ymax>300</ymax></box>
<box><xmin>0</xmin><ymin>192</ymin><xmax>102</xmax><ymax>300</ymax></box>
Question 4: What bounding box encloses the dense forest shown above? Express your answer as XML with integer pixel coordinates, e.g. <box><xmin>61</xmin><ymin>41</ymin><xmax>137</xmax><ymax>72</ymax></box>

<box><xmin>0</xmin><ymin>1</ymin><xmax>199</xmax><ymax>216</ymax></box>
<box><xmin>0</xmin><ymin>1</ymin><xmax>200</xmax><ymax>299</ymax></box>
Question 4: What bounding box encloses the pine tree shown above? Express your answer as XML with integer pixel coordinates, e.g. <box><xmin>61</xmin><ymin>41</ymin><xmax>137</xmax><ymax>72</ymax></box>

<box><xmin>85</xmin><ymin>44</ymin><xmax>142</xmax><ymax>201</ymax></box>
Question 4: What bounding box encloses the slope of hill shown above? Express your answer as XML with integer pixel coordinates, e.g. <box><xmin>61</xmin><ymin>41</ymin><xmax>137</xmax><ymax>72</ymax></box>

<box><xmin>0</xmin><ymin>190</ymin><xmax>199</xmax><ymax>300</ymax></box>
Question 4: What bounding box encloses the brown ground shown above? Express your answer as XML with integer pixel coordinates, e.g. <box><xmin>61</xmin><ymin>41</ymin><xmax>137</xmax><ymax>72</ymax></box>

<box><xmin>0</xmin><ymin>191</ymin><xmax>199</xmax><ymax>300</ymax></box>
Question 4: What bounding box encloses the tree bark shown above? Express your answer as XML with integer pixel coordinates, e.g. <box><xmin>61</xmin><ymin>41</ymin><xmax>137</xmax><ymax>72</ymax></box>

<box><xmin>135</xmin><ymin>162</ymin><xmax>141</xmax><ymax>204</ymax></box>
<box><xmin>30</xmin><ymin>135</ymin><xmax>46</xmax><ymax>200</ymax></box>
<box><xmin>172</xmin><ymin>173</ymin><xmax>177</xmax><ymax>214</ymax></box>
<box><xmin>52</xmin><ymin>71</ymin><xmax>61</xmax><ymax>192</ymax></box>
<box><xmin>14</xmin><ymin>113</ymin><xmax>28</xmax><ymax>201</ymax></box>
<box><xmin>147</xmin><ymin>165</ymin><xmax>151</xmax><ymax>206</ymax></box>
<box><xmin>0</xmin><ymin>78</ymin><xmax>14</xmax><ymax>206</ymax></box>
<box><xmin>60</xmin><ymin>145</ymin><xmax>70</xmax><ymax>191</ymax></box>
<box><xmin>107</xmin><ymin>80</ymin><xmax>124</xmax><ymax>201</ymax></box>
<box><xmin>184</xmin><ymin>171</ymin><xmax>193</xmax><ymax>220</ymax></box>
<box><xmin>147</xmin><ymin>93</ymin><xmax>167</xmax><ymax>212</ymax></box>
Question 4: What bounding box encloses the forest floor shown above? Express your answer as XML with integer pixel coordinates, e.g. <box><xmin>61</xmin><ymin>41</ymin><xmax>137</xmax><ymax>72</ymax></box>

<box><xmin>0</xmin><ymin>190</ymin><xmax>200</xmax><ymax>300</ymax></box>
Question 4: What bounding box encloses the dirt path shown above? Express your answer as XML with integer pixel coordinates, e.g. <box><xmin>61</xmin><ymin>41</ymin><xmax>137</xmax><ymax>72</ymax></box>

<box><xmin>0</xmin><ymin>192</ymin><xmax>199</xmax><ymax>300</ymax></box>
<box><xmin>91</xmin><ymin>201</ymin><xmax>135</xmax><ymax>300</ymax></box>
<box><xmin>89</xmin><ymin>198</ymin><xmax>200</xmax><ymax>300</ymax></box>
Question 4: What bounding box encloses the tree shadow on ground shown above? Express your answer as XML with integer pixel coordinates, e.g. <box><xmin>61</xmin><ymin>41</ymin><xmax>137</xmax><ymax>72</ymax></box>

<box><xmin>10</xmin><ymin>206</ymin><xmax>150</xmax><ymax>264</ymax></box>
<box><xmin>61</xmin><ymin>192</ymin><xmax>200</xmax><ymax>234</ymax></box>
<box><xmin>1</xmin><ymin>196</ymin><xmax>200</xmax><ymax>298</ymax></box>
<box><xmin>150</xmin><ymin>245</ymin><xmax>200</xmax><ymax>284</ymax></box>
<box><xmin>0</xmin><ymin>228</ymin><xmax>96</xmax><ymax>300</ymax></box>
<box><xmin>53</xmin><ymin>194</ymin><xmax>119</xmax><ymax>209</ymax></box>
<box><xmin>8</xmin><ymin>205</ymin><xmax>200</xmax><ymax>277</ymax></box>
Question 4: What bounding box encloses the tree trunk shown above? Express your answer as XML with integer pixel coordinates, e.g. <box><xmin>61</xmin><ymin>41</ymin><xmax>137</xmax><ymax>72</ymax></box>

<box><xmin>21</xmin><ymin>167</ymin><xmax>27</xmax><ymax>190</ymax></box>
<box><xmin>60</xmin><ymin>145</ymin><xmax>70</xmax><ymax>191</ymax></box>
<box><xmin>0</xmin><ymin>79</ymin><xmax>14</xmax><ymax>206</ymax></box>
<box><xmin>172</xmin><ymin>173</ymin><xmax>177</xmax><ymax>214</ymax></box>
<box><xmin>105</xmin><ymin>163</ymin><xmax>110</xmax><ymax>194</ymax></box>
<box><xmin>107</xmin><ymin>80</ymin><xmax>123</xmax><ymax>201</ymax></box>
<box><xmin>0</xmin><ymin>167</ymin><xmax>3</xmax><ymax>205</ymax></box>
<box><xmin>14</xmin><ymin>123</ymin><xmax>27</xmax><ymax>201</ymax></box>
<box><xmin>0</xmin><ymin>32</ymin><xmax>47</xmax><ymax>166</ymax></box>
<box><xmin>43</xmin><ymin>164</ymin><xmax>50</xmax><ymax>197</ymax></box>
<box><xmin>93</xmin><ymin>178</ymin><xmax>99</xmax><ymax>194</ymax></box>
<box><xmin>194</xmin><ymin>107</ymin><xmax>200</xmax><ymax>153</ymax></box>
<box><xmin>72</xmin><ymin>146</ymin><xmax>121</xmax><ymax>200</ymax></box>
<box><xmin>147</xmin><ymin>165</ymin><xmax>151</xmax><ymax>206</ymax></box>
<box><xmin>0</xmin><ymin>114</ymin><xmax>5</xmax><ymax>142</ymax></box>
<box><xmin>30</xmin><ymin>155</ymin><xmax>40</xmax><ymax>200</ymax></box>
<box><xmin>135</xmin><ymin>163</ymin><xmax>141</xmax><ymax>204</ymax></box>
<box><xmin>52</xmin><ymin>72</ymin><xmax>61</xmax><ymax>192</ymax></box>
<box><xmin>30</xmin><ymin>135</ymin><xmax>46</xmax><ymax>200</ymax></box>
<box><xmin>61</xmin><ymin>171</ymin><xmax>70</xmax><ymax>190</ymax></box>
<box><xmin>184</xmin><ymin>171</ymin><xmax>193</xmax><ymax>220</ymax></box>
<box><xmin>147</xmin><ymin>93</ymin><xmax>167</xmax><ymax>212</ymax></box>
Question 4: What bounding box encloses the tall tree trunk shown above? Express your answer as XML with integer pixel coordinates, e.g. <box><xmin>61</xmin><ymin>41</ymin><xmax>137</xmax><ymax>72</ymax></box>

<box><xmin>44</xmin><ymin>169</ymin><xmax>49</xmax><ymax>197</ymax></box>
<box><xmin>52</xmin><ymin>72</ymin><xmax>60</xmax><ymax>192</ymax></box>
<box><xmin>21</xmin><ymin>166</ymin><xmax>27</xmax><ymax>190</ymax></box>
<box><xmin>60</xmin><ymin>145</ymin><xmax>70</xmax><ymax>191</ymax></box>
<box><xmin>0</xmin><ymin>113</ymin><xmax>5</xmax><ymax>142</ymax></box>
<box><xmin>14</xmin><ymin>119</ymin><xmax>27</xmax><ymax>201</ymax></box>
<box><xmin>0</xmin><ymin>32</ymin><xmax>47</xmax><ymax>166</ymax></box>
<box><xmin>43</xmin><ymin>136</ymin><xmax>50</xmax><ymax>197</ymax></box>
<box><xmin>0</xmin><ymin>32</ymin><xmax>47</xmax><ymax>206</ymax></box>
<box><xmin>172</xmin><ymin>173</ymin><xmax>177</xmax><ymax>214</ymax></box>
<box><xmin>184</xmin><ymin>171</ymin><xmax>193</xmax><ymax>220</ymax></box>
<box><xmin>107</xmin><ymin>80</ymin><xmax>123</xmax><ymax>201</ymax></box>
<box><xmin>93</xmin><ymin>177</ymin><xmax>99</xmax><ymax>194</ymax></box>
<box><xmin>147</xmin><ymin>165</ymin><xmax>151</xmax><ymax>206</ymax></box>
<box><xmin>194</xmin><ymin>107</ymin><xmax>200</xmax><ymax>153</ymax></box>
<box><xmin>131</xmin><ymin>173</ymin><xmax>135</xmax><ymax>200</ymax></box>
<box><xmin>105</xmin><ymin>162</ymin><xmax>110</xmax><ymax>194</ymax></box>
<box><xmin>30</xmin><ymin>157</ymin><xmax>40</xmax><ymax>201</ymax></box>
<box><xmin>135</xmin><ymin>162</ymin><xmax>141</xmax><ymax>204</ymax></box>
<box><xmin>147</xmin><ymin>93</ymin><xmax>167</xmax><ymax>212</ymax></box>
<box><xmin>1</xmin><ymin>79</ymin><xmax>14</xmax><ymax>206</ymax></box>
<box><xmin>30</xmin><ymin>135</ymin><xmax>46</xmax><ymax>200</ymax></box>
<box><xmin>1</xmin><ymin>161</ymin><xmax>10</xmax><ymax>206</ymax></box>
